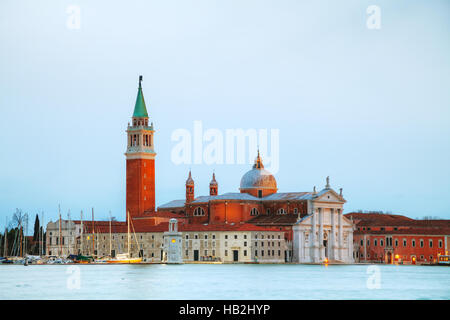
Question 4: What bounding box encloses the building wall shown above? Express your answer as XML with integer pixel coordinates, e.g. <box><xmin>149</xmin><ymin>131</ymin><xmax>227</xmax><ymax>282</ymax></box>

<box><xmin>46</xmin><ymin>220</ymin><xmax>81</xmax><ymax>256</ymax></box>
<box><xmin>184</xmin><ymin>200</ymin><xmax>309</xmax><ymax>226</ymax></box>
<box><xmin>354</xmin><ymin>233</ymin><xmax>449</xmax><ymax>264</ymax></box>
<box><xmin>75</xmin><ymin>229</ymin><xmax>287</xmax><ymax>263</ymax></box>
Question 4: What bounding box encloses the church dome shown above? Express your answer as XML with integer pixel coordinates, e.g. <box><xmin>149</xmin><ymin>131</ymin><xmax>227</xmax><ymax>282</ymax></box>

<box><xmin>239</xmin><ymin>151</ymin><xmax>277</xmax><ymax>191</ymax></box>
<box><xmin>240</xmin><ymin>168</ymin><xmax>277</xmax><ymax>190</ymax></box>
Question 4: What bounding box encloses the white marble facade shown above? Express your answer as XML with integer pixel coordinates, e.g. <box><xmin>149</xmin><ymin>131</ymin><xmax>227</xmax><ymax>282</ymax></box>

<box><xmin>293</xmin><ymin>187</ymin><xmax>354</xmax><ymax>264</ymax></box>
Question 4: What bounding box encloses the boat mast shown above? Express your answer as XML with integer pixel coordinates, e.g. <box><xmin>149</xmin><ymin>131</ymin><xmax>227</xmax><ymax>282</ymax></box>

<box><xmin>41</xmin><ymin>211</ymin><xmax>44</xmax><ymax>256</ymax></box>
<box><xmin>67</xmin><ymin>210</ymin><xmax>71</xmax><ymax>256</ymax></box>
<box><xmin>127</xmin><ymin>211</ymin><xmax>130</xmax><ymax>257</ymax></box>
<box><xmin>19</xmin><ymin>220</ymin><xmax>23</xmax><ymax>258</ymax></box>
<box><xmin>3</xmin><ymin>216</ymin><xmax>7</xmax><ymax>257</ymax></box>
<box><xmin>109</xmin><ymin>211</ymin><xmax>112</xmax><ymax>257</ymax></box>
<box><xmin>58</xmin><ymin>205</ymin><xmax>62</xmax><ymax>257</ymax></box>
<box><xmin>91</xmin><ymin>208</ymin><xmax>95</xmax><ymax>257</ymax></box>
<box><xmin>80</xmin><ymin>210</ymin><xmax>83</xmax><ymax>255</ymax></box>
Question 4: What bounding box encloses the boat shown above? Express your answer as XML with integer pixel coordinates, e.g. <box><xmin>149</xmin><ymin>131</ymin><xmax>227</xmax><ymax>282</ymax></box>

<box><xmin>107</xmin><ymin>253</ymin><xmax>142</xmax><ymax>264</ymax></box>
<box><xmin>73</xmin><ymin>254</ymin><xmax>94</xmax><ymax>263</ymax></box>
<box><xmin>107</xmin><ymin>211</ymin><xmax>142</xmax><ymax>264</ymax></box>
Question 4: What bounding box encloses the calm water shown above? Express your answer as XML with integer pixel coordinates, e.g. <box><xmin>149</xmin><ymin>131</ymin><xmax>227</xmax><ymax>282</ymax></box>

<box><xmin>0</xmin><ymin>264</ymin><xmax>448</xmax><ymax>300</ymax></box>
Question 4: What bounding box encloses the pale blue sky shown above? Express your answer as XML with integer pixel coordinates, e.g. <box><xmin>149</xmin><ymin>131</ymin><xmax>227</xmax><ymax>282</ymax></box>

<box><xmin>0</xmin><ymin>0</ymin><xmax>449</xmax><ymax>231</ymax></box>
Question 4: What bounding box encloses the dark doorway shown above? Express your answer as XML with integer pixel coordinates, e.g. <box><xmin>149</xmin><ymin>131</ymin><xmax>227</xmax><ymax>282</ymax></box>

<box><xmin>194</xmin><ymin>250</ymin><xmax>199</xmax><ymax>261</ymax></box>
<box><xmin>139</xmin><ymin>249</ymin><xmax>144</xmax><ymax>258</ymax></box>
<box><xmin>323</xmin><ymin>240</ymin><xmax>328</xmax><ymax>258</ymax></box>
<box><xmin>386</xmin><ymin>252</ymin><xmax>392</xmax><ymax>264</ymax></box>
<box><xmin>233</xmin><ymin>250</ymin><xmax>239</xmax><ymax>262</ymax></box>
<box><xmin>111</xmin><ymin>250</ymin><xmax>116</xmax><ymax>258</ymax></box>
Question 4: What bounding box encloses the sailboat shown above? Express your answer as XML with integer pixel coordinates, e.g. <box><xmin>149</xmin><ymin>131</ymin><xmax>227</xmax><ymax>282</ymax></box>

<box><xmin>107</xmin><ymin>211</ymin><xmax>142</xmax><ymax>264</ymax></box>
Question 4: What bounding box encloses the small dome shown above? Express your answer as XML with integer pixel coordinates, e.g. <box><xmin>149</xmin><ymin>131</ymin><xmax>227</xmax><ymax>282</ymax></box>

<box><xmin>239</xmin><ymin>151</ymin><xmax>277</xmax><ymax>191</ymax></box>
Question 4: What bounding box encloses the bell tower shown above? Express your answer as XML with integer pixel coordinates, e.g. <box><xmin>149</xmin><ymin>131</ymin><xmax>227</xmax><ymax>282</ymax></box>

<box><xmin>209</xmin><ymin>172</ymin><xmax>218</xmax><ymax>196</ymax></box>
<box><xmin>125</xmin><ymin>76</ymin><xmax>156</xmax><ymax>221</ymax></box>
<box><xmin>185</xmin><ymin>171</ymin><xmax>195</xmax><ymax>203</ymax></box>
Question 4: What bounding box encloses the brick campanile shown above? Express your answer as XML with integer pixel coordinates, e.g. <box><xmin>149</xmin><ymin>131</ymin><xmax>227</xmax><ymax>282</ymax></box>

<box><xmin>125</xmin><ymin>76</ymin><xmax>156</xmax><ymax>221</ymax></box>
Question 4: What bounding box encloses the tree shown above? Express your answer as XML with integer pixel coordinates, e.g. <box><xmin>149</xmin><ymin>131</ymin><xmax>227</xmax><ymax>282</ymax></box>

<box><xmin>33</xmin><ymin>214</ymin><xmax>40</xmax><ymax>241</ymax></box>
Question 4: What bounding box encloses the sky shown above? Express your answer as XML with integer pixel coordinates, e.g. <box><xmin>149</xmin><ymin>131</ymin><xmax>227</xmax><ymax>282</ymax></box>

<box><xmin>0</xmin><ymin>0</ymin><xmax>449</xmax><ymax>232</ymax></box>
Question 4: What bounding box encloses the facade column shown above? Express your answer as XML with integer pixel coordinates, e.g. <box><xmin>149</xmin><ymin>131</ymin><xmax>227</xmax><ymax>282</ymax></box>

<box><xmin>330</xmin><ymin>208</ymin><xmax>335</xmax><ymax>261</ymax></box>
<box><xmin>298</xmin><ymin>230</ymin><xmax>303</xmax><ymax>262</ymax></box>
<box><xmin>348</xmin><ymin>229</ymin><xmax>354</xmax><ymax>263</ymax></box>
<box><xmin>318</xmin><ymin>208</ymin><xmax>324</xmax><ymax>261</ymax></box>
<box><xmin>338</xmin><ymin>210</ymin><xmax>343</xmax><ymax>261</ymax></box>
<box><xmin>311</xmin><ymin>210</ymin><xmax>317</xmax><ymax>263</ymax></box>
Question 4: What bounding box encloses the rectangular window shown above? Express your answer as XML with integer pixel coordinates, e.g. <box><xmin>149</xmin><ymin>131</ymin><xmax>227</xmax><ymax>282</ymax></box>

<box><xmin>403</xmin><ymin>239</ymin><xmax>407</xmax><ymax>247</ymax></box>
<box><xmin>420</xmin><ymin>240</ymin><xmax>424</xmax><ymax>248</ymax></box>
<box><xmin>244</xmin><ymin>250</ymin><xmax>247</xmax><ymax>256</ymax></box>
<box><xmin>185</xmin><ymin>250</ymin><xmax>188</xmax><ymax>256</ymax></box>
<box><xmin>225</xmin><ymin>250</ymin><xmax>228</xmax><ymax>256</ymax></box>
<box><xmin>412</xmin><ymin>239</ymin><xmax>416</xmax><ymax>247</ymax></box>
<box><xmin>429</xmin><ymin>240</ymin><xmax>433</xmax><ymax>248</ymax></box>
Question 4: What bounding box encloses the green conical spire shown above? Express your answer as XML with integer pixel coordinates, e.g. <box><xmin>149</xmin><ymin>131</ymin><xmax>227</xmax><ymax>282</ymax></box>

<box><xmin>133</xmin><ymin>75</ymin><xmax>149</xmax><ymax>118</ymax></box>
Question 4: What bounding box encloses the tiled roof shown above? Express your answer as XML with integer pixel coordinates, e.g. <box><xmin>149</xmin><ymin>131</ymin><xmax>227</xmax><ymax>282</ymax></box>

<box><xmin>263</xmin><ymin>192</ymin><xmax>312</xmax><ymax>201</ymax></box>
<box><xmin>191</xmin><ymin>193</ymin><xmax>260</xmax><ymax>203</ymax></box>
<box><xmin>345</xmin><ymin>212</ymin><xmax>415</xmax><ymax>226</ymax></box>
<box><xmin>346</xmin><ymin>212</ymin><xmax>450</xmax><ymax>233</ymax></box>
<box><xmin>137</xmin><ymin>211</ymin><xmax>186</xmax><ymax>219</ymax></box>
<box><xmin>84</xmin><ymin>221</ymin><xmax>281</xmax><ymax>234</ymax></box>
<box><xmin>354</xmin><ymin>228</ymin><xmax>450</xmax><ymax>236</ymax></box>
<box><xmin>160</xmin><ymin>192</ymin><xmax>316</xmax><ymax>207</ymax></box>
<box><xmin>247</xmin><ymin>214</ymin><xmax>300</xmax><ymax>226</ymax></box>
<box><xmin>158</xmin><ymin>199</ymin><xmax>185</xmax><ymax>209</ymax></box>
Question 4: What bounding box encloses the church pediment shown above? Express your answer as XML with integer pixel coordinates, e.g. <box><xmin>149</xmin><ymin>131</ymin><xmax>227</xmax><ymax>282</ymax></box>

<box><xmin>313</xmin><ymin>189</ymin><xmax>346</xmax><ymax>203</ymax></box>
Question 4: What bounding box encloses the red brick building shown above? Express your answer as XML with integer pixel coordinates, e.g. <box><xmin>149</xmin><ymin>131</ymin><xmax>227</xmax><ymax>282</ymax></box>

<box><xmin>346</xmin><ymin>212</ymin><xmax>450</xmax><ymax>264</ymax></box>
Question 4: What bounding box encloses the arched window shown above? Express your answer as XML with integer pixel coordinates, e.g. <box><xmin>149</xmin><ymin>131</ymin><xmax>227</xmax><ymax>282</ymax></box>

<box><xmin>193</xmin><ymin>207</ymin><xmax>205</xmax><ymax>216</ymax></box>
<box><xmin>250</xmin><ymin>208</ymin><xmax>259</xmax><ymax>216</ymax></box>
<box><xmin>277</xmin><ymin>208</ymin><xmax>286</xmax><ymax>215</ymax></box>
